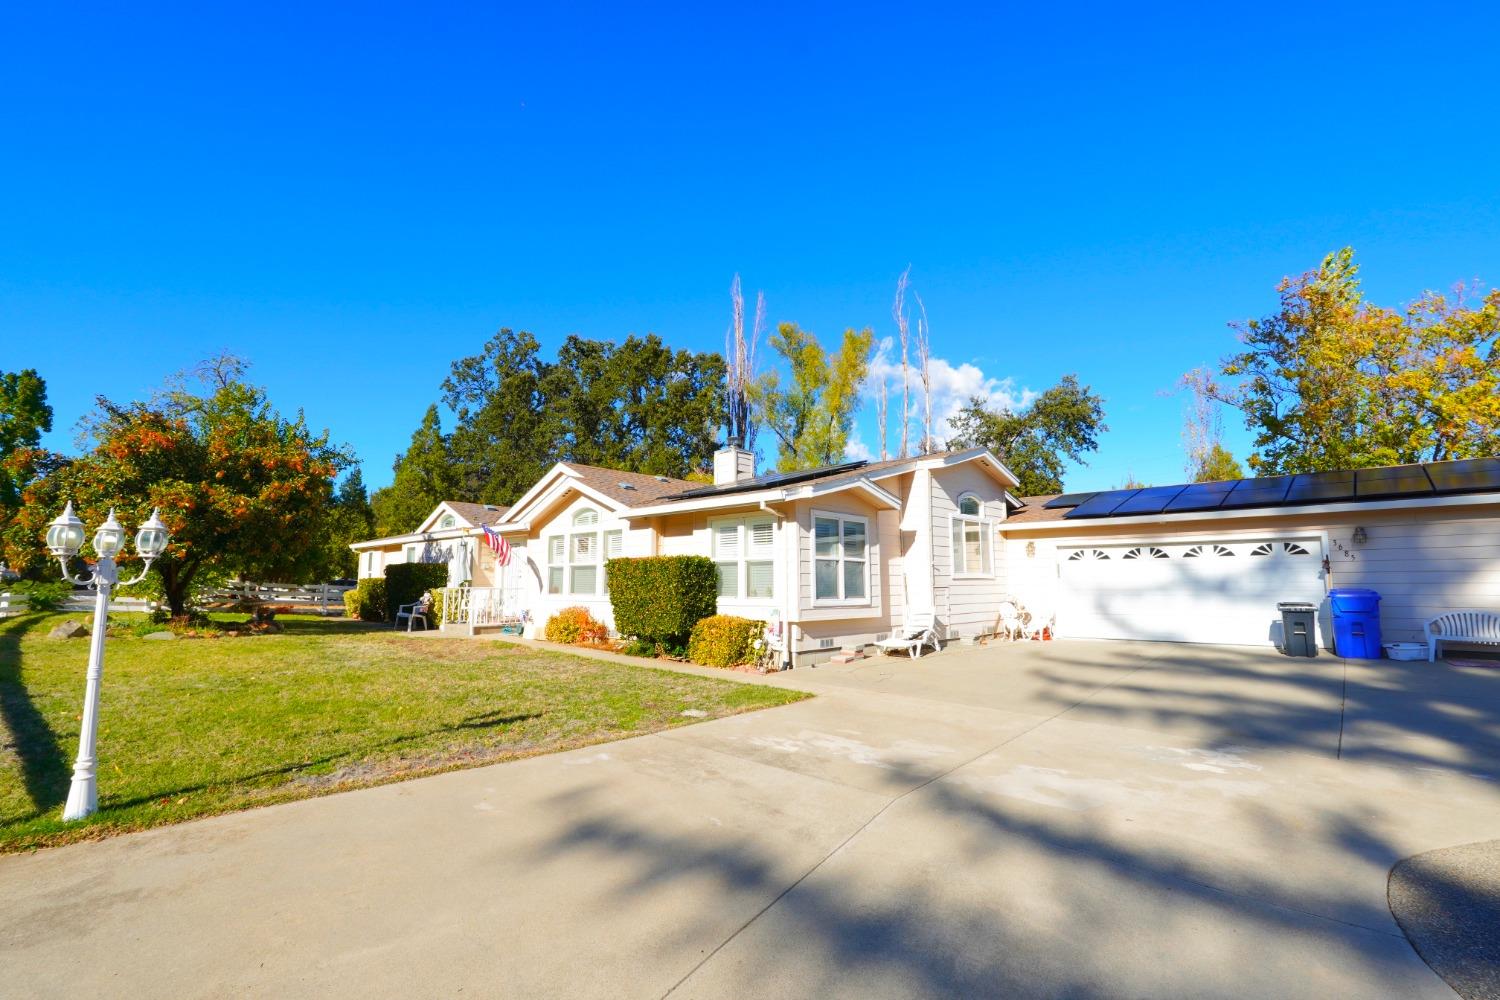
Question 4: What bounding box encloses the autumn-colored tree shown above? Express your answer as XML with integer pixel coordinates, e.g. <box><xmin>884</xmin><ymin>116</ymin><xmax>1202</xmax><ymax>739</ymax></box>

<box><xmin>3</xmin><ymin>357</ymin><xmax>350</xmax><ymax>614</ymax></box>
<box><xmin>1193</xmin><ymin>248</ymin><xmax>1500</xmax><ymax>474</ymax></box>
<box><xmin>751</xmin><ymin>322</ymin><xmax>874</xmax><ymax>471</ymax></box>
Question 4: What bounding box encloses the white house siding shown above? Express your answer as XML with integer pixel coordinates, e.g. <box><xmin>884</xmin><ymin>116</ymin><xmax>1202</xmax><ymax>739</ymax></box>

<box><xmin>929</xmin><ymin>463</ymin><xmax>1011</xmax><ymax>641</ymax></box>
<box><xmin>522</xmin><ymin>493</ymin><xmax>652</xmax><ymax>635</ymax></box>
<box><xmin>650</xmin><ymin>507</ymin><xmax>788</xmax><ymax>625</ymax></box>
<box><xmin>787</xmin><ymin>492</ymin><xmax>893</xmax><ymax>657</ymax></box>
<box><xmin>1002</xmin><ymin>501</ymin><xmax>1500</xmax><ymax>647</ymax></box>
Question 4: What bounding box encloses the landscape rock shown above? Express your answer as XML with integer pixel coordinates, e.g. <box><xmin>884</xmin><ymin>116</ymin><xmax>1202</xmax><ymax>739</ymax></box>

<box><xmin>48</xmin><ymin>620</ymin><xmax>87</xmax><ymax>640</ymax></box>
<box><xmin>142</xmin><ymin>631</ymin><xmax>177</xmax><ymax>641</ymax></box>
<box><xmin>680</xmin><ymin>709</ymin><xmax>709</xmax><ymax>718</ymax></box>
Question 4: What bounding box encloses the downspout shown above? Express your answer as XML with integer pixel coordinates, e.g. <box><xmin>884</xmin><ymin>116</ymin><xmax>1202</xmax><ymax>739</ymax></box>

<box><xmin>760</xmin><ymin>499</ymin><xmax>796</xmax><ymax>670</ymax></box>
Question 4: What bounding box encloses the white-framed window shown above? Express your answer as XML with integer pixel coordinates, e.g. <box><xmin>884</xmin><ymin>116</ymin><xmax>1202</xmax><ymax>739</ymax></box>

<box><xmin>547</xmin><ymin>508</ymin><xmax>601</xmax><ymax>596</ymax></box>
<box><xmin>406</xmin><ymin>544</ymin><xmax>418</xmax><ymax>563</ymax></box>
<box><xmin>440</xmin><ymin>514</ymin><xmax>456</xmax><ymax>529</ymax></box>
<box><xmin>711</xmin><ymin>515</ymin><xmax>777</xmax><ymax>601</ymax></box>
<box><xmin>547</xmin><ymin>535</ymin><xmax>565</xmax><ymax>594</ymax></box>
<box><xmin>814</xmin><ymin>512</ymin><xmax>868</xmax><ymax>603</ymax></box>
<box><xmin>951</xmin><ymin>494</ymin><xmax>992</xmax><ymax>576</ymax></box>
<box><xmin>602</xmin><ymin>529</ymin><xmax>623</xmax><ymax>593</ymax></box>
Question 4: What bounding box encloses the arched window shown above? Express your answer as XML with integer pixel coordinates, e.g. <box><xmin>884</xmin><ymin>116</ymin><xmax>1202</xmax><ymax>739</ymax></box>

<box><xmin>546</xmin><ymin>508</ymin><xmax>615</xmax><ymax>597</ymax></box>
<box><xmin>958</xmin><ymin>495</ymin><xmax>981</xmax><ymax>516</ymax></box>
<box><xmin>440</xmin><ymin>514</ymin><xmax>456</xmax><ymax>529</ymax></box>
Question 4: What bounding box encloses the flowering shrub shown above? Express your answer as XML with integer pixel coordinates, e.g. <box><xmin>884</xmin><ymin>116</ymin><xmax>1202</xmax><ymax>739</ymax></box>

<box><xmin>687</xmin><ymin>615</ymin><xmax>764</xmax><ymax>668</ymax></box>
<box><xmin>544</xmin><ymin>606</ymin><xmax>610</xmax><ymax>645</ymax></box>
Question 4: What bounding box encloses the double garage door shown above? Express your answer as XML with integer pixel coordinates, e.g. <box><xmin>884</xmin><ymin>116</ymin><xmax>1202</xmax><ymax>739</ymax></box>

<box><xmin>1057</xmin><ymin>537</ymin><xmax>1326</xmax><ymax>646</ymax></box>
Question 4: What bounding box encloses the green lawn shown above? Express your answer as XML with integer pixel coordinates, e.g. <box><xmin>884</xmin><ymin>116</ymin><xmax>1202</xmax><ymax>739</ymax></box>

<box><xmin>0</xmin><ymin>611</ymin><xmax>807</xmax><ymax>853</ymax></box>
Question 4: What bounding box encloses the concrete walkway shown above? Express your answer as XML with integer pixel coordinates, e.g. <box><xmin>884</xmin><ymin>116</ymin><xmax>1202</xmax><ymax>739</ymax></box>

<box><xmin>4</xmin><ymin>639</ymin><xmax>1499</xmax><ymax>999</ymax></box>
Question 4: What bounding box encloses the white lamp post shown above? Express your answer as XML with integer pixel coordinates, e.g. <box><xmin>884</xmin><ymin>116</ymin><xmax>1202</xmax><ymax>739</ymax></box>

<box><xmin>46</xmin><ymin>503</ymin><xmax>171</xmax><ymax>821</ymax></box>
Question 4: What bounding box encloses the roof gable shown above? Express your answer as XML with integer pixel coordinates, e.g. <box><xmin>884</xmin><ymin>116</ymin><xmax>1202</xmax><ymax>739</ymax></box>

<box><xmin>415</xmin><ymin>500</ymin><xmax>511</xmax><ymax>534</ymax></box>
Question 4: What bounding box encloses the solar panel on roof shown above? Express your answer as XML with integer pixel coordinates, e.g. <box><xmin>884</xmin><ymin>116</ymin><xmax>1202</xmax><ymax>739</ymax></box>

<box><xmin>1421</xmin><ymin>457</ymin><xmax>1500</xmax><ymax>495</ymax></box>
<box><xmin>1064</xmin><ymin>489</ymin><xmax>1143</xmax><ymax>519</ymax></box>
<box><xmin>1043</xmin><ymin>492</ymin><xmax>1097</xmax><ymax>509</ymax></box>
<box><xmin>671</xmin><ymin>460</ymin><xmax>868</xmax><ymax>498</ymax></box>
<box><xmin>1285</xmin><ymin>470</ymin><xmax>1355</xmax><ymax>503</ymax></box>
<box><xmin>1162</xmin><ymin>480</ymin><xmax>1235</xmax><ymax>512</ymax></box>
<box><xmin>1220</xmin><ymin>475</ymin><xmax>1294</xmax><ymax>509</ymax></box>
<box><xmin>1355</xmin><ymin>465</ymin><xmax>1433</xmax><ymax>499</ymax></box>
<box><xmin>1111</xmin><ymin>485</ymin><xmax>1189</xmax><ymax>515</ymax></box>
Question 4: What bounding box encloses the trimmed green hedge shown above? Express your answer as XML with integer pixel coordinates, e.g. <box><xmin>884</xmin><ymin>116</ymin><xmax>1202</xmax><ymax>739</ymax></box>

<box><xmin>688</xmin><ymin>615</ymin><xmax>765</xmax><ymax>668</ymax></box>
<box><xmin>384</xmin><ymin>563</ymin><xmax>448</xmax><ymax>621</ymax></box>
<box><xmin>344</xmin><ymin>579</ymin><xmax>387</xmax><ymax>622</ymax></box>
<box><xmin>606</xmin><ymin>555</ymin><xmax>717</xmax><ymax>647</ymax></box>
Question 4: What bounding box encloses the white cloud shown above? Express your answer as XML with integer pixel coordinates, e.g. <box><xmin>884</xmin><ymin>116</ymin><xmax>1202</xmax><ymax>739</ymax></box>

<box><xmin>843</xmin><ymin>435</ymin><xmax>873</xmax><ymax>462</ymax></box>
<box><xmin>862</xmin><ymin>338</ymin><xmax>1036</xmax><ymax>453</ymax></box>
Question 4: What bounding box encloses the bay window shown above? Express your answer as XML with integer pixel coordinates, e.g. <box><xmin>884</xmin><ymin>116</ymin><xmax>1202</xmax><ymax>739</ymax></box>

<box><xmin>814</xmin><ymin>513</ymin><xmax>868</xmax><ymax>602</ymax></box>
<box><xmin>951</xmin><ymin>494</ymin><xmax>992</xmax><ymax>575</ymax></box>
<box><xmin>712</xmin><ymin>515</ymin><xmax>776</xmax><ymax>601</ymax></box>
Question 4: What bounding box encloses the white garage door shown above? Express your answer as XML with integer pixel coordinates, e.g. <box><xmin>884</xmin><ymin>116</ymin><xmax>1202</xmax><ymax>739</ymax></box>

<box><xmin>1057</xmin><ymin>538</ymin><xmax>1326</xmax><ymax>646</ymax></box>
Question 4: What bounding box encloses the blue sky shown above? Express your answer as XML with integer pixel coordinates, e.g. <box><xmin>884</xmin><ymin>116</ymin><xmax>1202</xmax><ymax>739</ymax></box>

<box><xmin>3</xmin><ymin>3</ymin><xmax>1497</xmax><ymax>493</ymax></box>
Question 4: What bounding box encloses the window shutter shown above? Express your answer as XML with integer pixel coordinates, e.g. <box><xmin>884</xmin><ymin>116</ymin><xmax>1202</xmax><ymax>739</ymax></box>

<box><xmin>748</xmin><ymin>520</ymin><xmax>774</xmax><ymax>553</ymax></box>
<box><xmin>605</xmin><ymin>530</ymin><xmax>623</xmax><ymax>558</ymax></box>
<box><xmin>714</xmin><ymin>523</ymin><xmax>740</xmax><ymax>558</ymax></box>
<box><xmin>549</xmin><ymin>536</ymin><xmax>564</xmax><ymax>563</ymax></box>
<box><xmin>573</xmin><ymin>509</ymin><xmax>598</xmax><ymax>527</ymax></box>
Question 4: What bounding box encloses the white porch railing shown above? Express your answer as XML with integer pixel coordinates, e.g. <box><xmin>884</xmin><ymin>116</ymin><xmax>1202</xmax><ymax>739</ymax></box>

<box><xmin>440</xmin><ymin>585</ymin><xmax>528</xmax><ymax>634</ymax></box>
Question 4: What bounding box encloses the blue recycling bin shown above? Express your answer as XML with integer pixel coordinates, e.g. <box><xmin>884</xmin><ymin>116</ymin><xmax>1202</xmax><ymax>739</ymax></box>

<box><xmin>1328</xmin><ymin>587</ymin><xmax>1383</xmax><ymax>658</ymax></box>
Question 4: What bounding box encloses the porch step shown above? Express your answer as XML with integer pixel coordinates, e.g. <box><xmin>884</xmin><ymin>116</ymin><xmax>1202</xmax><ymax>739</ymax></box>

<box><xmin>826</xmin><ymin>646</ymin><xmax>869</xmax><ymax>665</ymax></box>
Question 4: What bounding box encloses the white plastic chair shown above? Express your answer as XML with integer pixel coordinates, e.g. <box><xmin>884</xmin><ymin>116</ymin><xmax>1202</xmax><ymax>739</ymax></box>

<box><xmin>394</xmin><ymin>592</ymin><xmax>432</xmax><ymax>632</ymax></box>
<box><xmin>1021</xmin><ymin>607</ymin><xmax>1055</xmax><ymax>642</ymax></box>
<box><xmin>995</xmin><ymin>601</ymin><xmax>1024</xmax><ymax>641</ymax></box>
<box><xmin>875</xmin><ymin>610</ymin><xmax>940</xmax><ymax>659</ymax></box>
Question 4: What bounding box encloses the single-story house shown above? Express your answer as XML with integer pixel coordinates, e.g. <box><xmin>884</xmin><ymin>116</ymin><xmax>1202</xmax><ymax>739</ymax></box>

<box><xmin>350</xmin><ymin>447</ymin><xmax>1500</xmax><ymax>662</ymax></box>
<box><xmin>353</xmin><ymin>444</ymin><xmax>1024</xmax><ymax>664</ymax></box>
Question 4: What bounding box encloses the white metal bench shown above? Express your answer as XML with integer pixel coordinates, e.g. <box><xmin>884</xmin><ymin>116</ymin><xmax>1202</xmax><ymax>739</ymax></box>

<box><xmin>875</xmin><ymin>610</ymin><xmax>939</xmax><ymax>659</ymax></box>
<box><xmin>1424</xmin><ymin>610</ymin><xmax>1500</xmax><ymax>662</ymax></box>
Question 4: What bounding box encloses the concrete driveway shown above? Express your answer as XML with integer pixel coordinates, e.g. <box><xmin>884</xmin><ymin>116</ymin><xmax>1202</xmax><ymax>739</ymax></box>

<box><xmin>4</xmin><ymin>640</ymin><xmax>1499</xmax><ymax>999</ymax></box>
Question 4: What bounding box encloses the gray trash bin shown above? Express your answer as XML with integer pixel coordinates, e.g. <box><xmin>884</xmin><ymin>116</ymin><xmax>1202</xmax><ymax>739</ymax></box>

<box><xmin>1277</xmin><ymin>602</ymin><xmax>1318</xmax><ymax>657</ymax></box>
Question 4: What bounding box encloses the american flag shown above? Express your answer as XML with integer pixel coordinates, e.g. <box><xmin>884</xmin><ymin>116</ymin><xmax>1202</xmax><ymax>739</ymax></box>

<box><xmin>482</xmin><ymin>524</ymin><xmax>512</xmax><ymax>566</ymax></box>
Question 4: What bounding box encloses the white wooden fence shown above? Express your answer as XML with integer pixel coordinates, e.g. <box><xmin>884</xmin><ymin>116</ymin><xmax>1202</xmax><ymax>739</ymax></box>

<box><xmin>200</xmin><ymin>581</ymin><xmax>355</xmax><ymax>616</ymax></box>
<box><xmin>0</xmin><ymin>591</ymin><xmax>158</xmax><ymax>616</ymax></box>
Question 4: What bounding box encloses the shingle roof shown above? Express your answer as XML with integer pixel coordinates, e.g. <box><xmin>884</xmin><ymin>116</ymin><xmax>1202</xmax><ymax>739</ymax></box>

<box><xmin>1003</xmin><ymin>495</ymin><xmax>1071</xmax><ymax>524</ymax></box>
<box><xmin>560</xmin><ymin>464</ymin><xmax>704</xmax><ymax>508</ymax></box>
<box><xmin>443</xmin><ymin>501</ymin><xmax>512</xmax><ymax>527</ymax></box>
